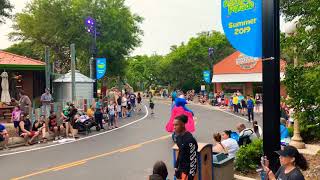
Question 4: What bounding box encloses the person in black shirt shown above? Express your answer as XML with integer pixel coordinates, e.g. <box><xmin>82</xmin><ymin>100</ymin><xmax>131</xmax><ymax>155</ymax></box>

<box><xmin>261</xmin><ymin>145</ymin><xmax>308</xmax><ymax>180</ymax></box>
<box><xmin>174</xmin><ymin>115</ymin><xmax>198</xmax><ymax>180</ymax></box>
<box><xmin>137</xmin><ymin>92</ymin><xmax>142</xmax><ymax>112</ymax></box>
<box><xmin>94</xmin><ymin>108</ymin><xmax>105</xmax><ymax>130</ymax></box>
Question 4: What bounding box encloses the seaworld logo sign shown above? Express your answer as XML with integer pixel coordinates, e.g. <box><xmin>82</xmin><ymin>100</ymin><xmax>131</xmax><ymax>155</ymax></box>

<box><xmin>236</xmin><ymin>54</ymin><xmax>259</xmax><ymax>70</ymax></box>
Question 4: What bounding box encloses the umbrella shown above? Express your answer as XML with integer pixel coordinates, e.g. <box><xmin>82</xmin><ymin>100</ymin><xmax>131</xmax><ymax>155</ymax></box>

<box><xmin>1</xmin><ymin>71</ymin><xmax>11</xmax><ymax>103</ymax></box>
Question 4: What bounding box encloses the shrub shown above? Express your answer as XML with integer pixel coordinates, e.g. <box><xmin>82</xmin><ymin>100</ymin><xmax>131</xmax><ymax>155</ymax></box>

<box><xmin>235</xmin><ymin>139</ymin><xmax>263</xmax><ymax>173</ymax></box>
<box><xmin>288</xmin><ymin>127</ymin><xmax>294</xmax><ymax>137</ymax></box>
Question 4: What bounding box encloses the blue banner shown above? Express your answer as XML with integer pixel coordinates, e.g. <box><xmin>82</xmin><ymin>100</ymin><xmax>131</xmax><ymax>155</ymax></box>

<box><xmin>221</xmin><ymin>0</ymin><xmax>262</xmax><ymax>57</ymax></box>
<box><xmin>96</xmin><ymin>58</ymin><xmax>107</xmax><ymax>80</ymax></box>
<box><xmin>203</xmin><ymin>70</ymin><xmax>211</xmax><ymax>84</ymax></box>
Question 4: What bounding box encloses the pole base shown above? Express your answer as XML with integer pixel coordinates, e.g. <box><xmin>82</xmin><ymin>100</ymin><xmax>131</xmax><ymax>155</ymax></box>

<box><xmin>289</xmin><ymin>139</ymin><xmax>306</xmax><ymax>149</ymax></box>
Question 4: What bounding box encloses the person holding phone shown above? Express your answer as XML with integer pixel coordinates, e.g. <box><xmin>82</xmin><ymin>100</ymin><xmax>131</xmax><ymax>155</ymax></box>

<box><xmin>261</xmin><ymin>145</ymin><xmax>308</xmax><ymax>180</ymax></box>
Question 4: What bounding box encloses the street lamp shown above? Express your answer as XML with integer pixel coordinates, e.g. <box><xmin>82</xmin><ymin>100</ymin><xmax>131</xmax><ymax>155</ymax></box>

<box><xmin>85</xmin><ymin>17</ymin><xmax>98</xmax><ymax>98</ymax></box>
<box><xmin>284</xmin><ymin>18</ymin><xmax>306</xmax><ymax>149</ymax></box>
<box><xmin>208</xmin><ymin>47</ymin><xmax>215</xmax><ymax>92</ymax></box>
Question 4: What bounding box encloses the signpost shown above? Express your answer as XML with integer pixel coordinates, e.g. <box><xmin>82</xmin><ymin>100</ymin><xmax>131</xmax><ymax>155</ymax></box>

<box><xmin>96</xmin><ymin>58</ymin><xmax>107</xmax><ymax>80</ymax></box>
<box><xmin>221</xmin><ymin>0</ymin><xmax>281</xmax><ymax>171</ymax></box>
<box><xmin>70</xmin><ymin>44</ymin><xmax>76</xmax><ymax>102</ymax></box>
<box><xmin>45</xmin><ymin>47</ymin><xmax>50</xmax><ymax>90</ymax></box>
<box><xmin>262</xmin><ymin>0</ymin><xmax>281</xmax><ymax>171</ymax></box>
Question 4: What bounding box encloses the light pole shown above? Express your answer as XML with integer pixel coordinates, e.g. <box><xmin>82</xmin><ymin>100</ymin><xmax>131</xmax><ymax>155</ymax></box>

<box><xmin>284</xmin><ymin>18</ymin><xmax>306</xmax><ymax>149</ymax></box>
<box><xmin>208</xmin><ymin>47</ymin><xmax>215</xmax><ymax>93</ymax></box>
<box><xmin>85</xmin><ymin>17</ymin><xmax>98</xmax><ymax>98</ymax></box>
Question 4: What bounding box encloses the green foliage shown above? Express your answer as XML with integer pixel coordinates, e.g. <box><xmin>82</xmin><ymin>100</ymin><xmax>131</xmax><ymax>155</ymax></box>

<box><xmin>280</xmin><ymin>0</ymin><xmax>320</xmax><ymax>141</ymax></box>
<box><xmin>0</xmin><ymin>0</ymin><xmax>12</xmax><ymax>23</ymax></box>
<box><xmin>10</xmin><ymin>0</ymin><xmax>142</xmax><ymax>77</ymax></box>
<box><xmin>287</xmin><ymin>126</ymin><xmax>294</xmax><ymax>137</ymax></box>
<box><xmin>284</xmin><ymin>65</ymin><xmax>320</xmax><ymax>141</ymax></box>
<box><xmin>5</xmin><ymin>41</ymin><xmax>43</xmax><ymax>60</ymax></box>
<box><xmin>125</xmin><ymin>31</ymin><xmax>234</xmax><ymax>92</ymax></box>
<box><xmin>235</xmin><ymin>139</ymin><xmax>263</xmax><ymax>173</ymax></box>
<box><xmin>280</xmin><ymin>0</ymin><xmax>320</xmax><ymax>63</ymax></box>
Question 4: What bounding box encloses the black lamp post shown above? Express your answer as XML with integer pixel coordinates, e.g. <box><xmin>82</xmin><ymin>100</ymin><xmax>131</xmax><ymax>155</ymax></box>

<box><xmin>208</xmin><ymin>47</ymin><xmax>215</xmax><ymax>92</ymax></box>
<box><xmin>85</xmin><ymin>17</ymin><xmax>98</xmax><ymax>98</ymax></box>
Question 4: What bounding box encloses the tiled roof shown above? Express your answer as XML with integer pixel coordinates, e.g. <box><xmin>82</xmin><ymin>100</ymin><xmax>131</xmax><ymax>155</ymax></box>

<box><xmin>213</xmin><ymin>51</ymin><xmax>286</xmax><ymax>75</ymax></box>
<box><xmin>0</xmin><ymin>51</ymin><xmax>45</xmax><ymax>66</ymax></box>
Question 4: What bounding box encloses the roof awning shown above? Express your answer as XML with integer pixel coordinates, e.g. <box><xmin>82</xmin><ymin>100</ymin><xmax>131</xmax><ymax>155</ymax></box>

<box><xmin>212</xmin><ymin>73</ymin><xmax>285</xmax><ymax>83</ymax></box>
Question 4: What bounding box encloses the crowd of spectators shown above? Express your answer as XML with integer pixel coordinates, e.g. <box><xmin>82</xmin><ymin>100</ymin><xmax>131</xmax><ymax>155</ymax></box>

<box><xmin>0</xmin><ymin>88</ymin><xmax>144</xmax><ymax>150</ymax></box>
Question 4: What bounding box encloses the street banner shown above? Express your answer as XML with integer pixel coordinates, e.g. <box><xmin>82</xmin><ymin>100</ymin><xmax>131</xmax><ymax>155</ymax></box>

<box><xmin>96</xmin><ymin>58</ymin><xmax>107</xmax><ymax>80</ymax></box>
<box><xmin>203</xmin><ymin>70</ymin><xmax>211</xmax><ymax>84</ymax></box>
<box><xmin>221</xmin><ymin>0</ymin><xmax>262</xmax><ymax>57</ymax></box>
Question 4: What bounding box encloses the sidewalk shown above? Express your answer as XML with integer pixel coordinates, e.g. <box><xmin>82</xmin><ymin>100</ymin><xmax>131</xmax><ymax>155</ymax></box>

<box><xmin>0</xmin><ymin>109</ymin><xmax>147</xmax><ymax>151</ymax></box>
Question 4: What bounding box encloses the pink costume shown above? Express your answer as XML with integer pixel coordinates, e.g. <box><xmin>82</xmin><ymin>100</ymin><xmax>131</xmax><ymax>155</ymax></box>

<box><xmin>165</xmin><ymin>106</ymin><xmax>195</xmax><ymax>133</ymax></box>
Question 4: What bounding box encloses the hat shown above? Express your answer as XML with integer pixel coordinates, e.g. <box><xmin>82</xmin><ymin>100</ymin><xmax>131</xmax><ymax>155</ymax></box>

<box><xmin>275</xmin><ymin>145</ymin><xmax>299</xmax><ymax>157</ymax></box>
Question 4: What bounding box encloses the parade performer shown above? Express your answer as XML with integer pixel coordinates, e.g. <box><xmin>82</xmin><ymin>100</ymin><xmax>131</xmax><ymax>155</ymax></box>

<box><xmin>166</xmin><ymin>96</ymin><xmax>195</xmax><ymax>142</ymax></box>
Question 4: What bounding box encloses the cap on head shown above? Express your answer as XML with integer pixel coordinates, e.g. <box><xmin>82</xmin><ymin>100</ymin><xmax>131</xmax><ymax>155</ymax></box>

<box><xmin>276</xmin><ymin>145</ymin><xmax>299</xmax><ymax>157</ymax></box>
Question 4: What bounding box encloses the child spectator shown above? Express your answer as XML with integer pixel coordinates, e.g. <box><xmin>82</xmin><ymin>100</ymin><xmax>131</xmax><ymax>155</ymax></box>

<box><xmin>149</xmin><ymin>161</ymin><xmax>168</xmax><ymax>180</ymax></box>
<box><xmin>107</xmin><ymin>101</ymin><xmax>116</xmax><ymax>129</ymax></box>
<box><xmin>11</xmin><ymin>105</ymin><xmax>21</xmax><ymax>134</ymax></box>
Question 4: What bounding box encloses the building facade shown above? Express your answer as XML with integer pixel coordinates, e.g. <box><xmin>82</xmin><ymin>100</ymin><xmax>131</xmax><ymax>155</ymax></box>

<box><xmin>212</xmin><ymin>51</ymin><xmax>286</xmax><ymax>96</ymax></box>
<box><xmin>0</xmin><ymin>51</ymin><xmax>46</xmax><ymax>101</ymax></box>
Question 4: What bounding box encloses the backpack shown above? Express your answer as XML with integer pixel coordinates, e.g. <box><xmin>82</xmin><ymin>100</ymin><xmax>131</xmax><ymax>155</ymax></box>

<box><xmin>230</xmin><ymin>131</ymin><xmax>239</xmax><ymax>142</ymax></box>
<box><xmin>238</xmin><ymin>129</ymin><xmax>254</xmax><ymax>146</ymax></box>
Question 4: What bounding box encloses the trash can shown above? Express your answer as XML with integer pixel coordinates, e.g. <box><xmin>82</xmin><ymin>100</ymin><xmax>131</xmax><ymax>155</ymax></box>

<box><xmin>172</xmin><ymin>143</ymin><xmax>213</xmax><ymax>180</ymax></box>
<box><xmin>212</xmin><ymin>153</ymin><xmax>235</xmax><ymax>180</ymax></box>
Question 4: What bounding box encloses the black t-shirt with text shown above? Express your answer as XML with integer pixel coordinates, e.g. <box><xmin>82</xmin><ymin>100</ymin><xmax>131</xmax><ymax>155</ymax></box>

<box><xmin>175</xmin><ymin>131</ymin><xmax>198</xmax><ymax>179</ymax></box>
<box><xmin>275</xmin><ymin>166</ymin><xmax>305</xmax><ymax>180</ymax></box>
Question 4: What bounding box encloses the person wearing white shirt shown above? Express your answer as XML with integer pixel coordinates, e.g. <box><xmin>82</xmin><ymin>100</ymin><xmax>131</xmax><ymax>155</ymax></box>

<box><xmin>221</xmin><ymin>130</ymin><xmax>239</xmax><ymax>158</ymax></box>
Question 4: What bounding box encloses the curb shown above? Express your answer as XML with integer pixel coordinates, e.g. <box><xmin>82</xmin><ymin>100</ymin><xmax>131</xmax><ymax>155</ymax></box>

<box><xmin>234</xmin><ymin>174</ymin><xmax>257</xmax><ymax>180</ymax></box>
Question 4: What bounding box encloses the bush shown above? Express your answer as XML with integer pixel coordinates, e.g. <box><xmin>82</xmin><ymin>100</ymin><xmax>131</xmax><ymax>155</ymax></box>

<box><xmin>235</xmin><ymin>139</ymin><xmax>263</xmax><ymax>173</ymax></box>
<box><xmin>288</xmin><ymin>127</ymin><xmax>294</xmax><ymax>137</ymax></box>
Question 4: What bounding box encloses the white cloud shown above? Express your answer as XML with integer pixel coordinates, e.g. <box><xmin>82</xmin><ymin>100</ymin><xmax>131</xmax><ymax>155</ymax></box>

<box><xmin>0</xmin><ymin>0</ymin><xmax>286</xmax><ymax>56</ymax></box>
<box><xmin>0</xmin><ymin>0</ymin><xmax>29</xmax><ymax>50</ymax></box>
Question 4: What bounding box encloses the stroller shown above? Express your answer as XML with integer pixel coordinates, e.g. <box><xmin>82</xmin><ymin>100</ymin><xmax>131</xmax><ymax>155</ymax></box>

<box><xmin>73</xmin><ymin>113</ymin><xmax>101</xmax><ymax>135</ymax></box>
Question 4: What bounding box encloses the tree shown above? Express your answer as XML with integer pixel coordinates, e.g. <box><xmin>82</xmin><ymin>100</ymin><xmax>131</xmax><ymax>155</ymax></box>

<box><xmin>280</xmin><ymin>0</ymin><xmax>320</xmax><ymax>63</ymax></box>
<box><xmin>125</xmin><ymin>31</ymin><xmax>234</xmax><ymax>92</ymax></box>
<box><xmin>0</xmin><ymin>0</ymin><xmax>12</xmax><ymax>23</ymax></box>
<box><xmin>162</xmin><ymin>31</ymin><xmax>234</xmax><ymax>91</ymax></box>
<box><xmin>280</xmin><ymin>0</ymin><xmax>320</xmax><ymax>141</ymax></box>
<box><xmin>10</xmin><ymin>0</ymin><xmax>142</xmax><ymax>77</ymax></box>
<box><xmin>5</xmin><ymin>41</ymin><xmax>43</xmax><ymax>60</ymax></box>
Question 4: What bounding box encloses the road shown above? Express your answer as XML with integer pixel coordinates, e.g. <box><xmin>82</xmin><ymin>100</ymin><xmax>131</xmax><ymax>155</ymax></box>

<box><xmin>0</xmin><ymin>100</ymin><xmax>261</xmax><ymax>180</ymax></box>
